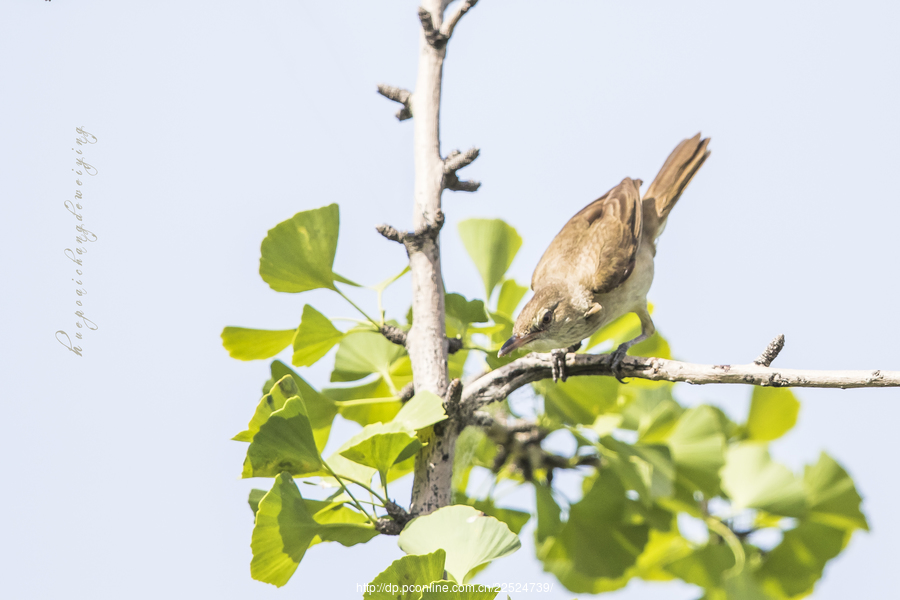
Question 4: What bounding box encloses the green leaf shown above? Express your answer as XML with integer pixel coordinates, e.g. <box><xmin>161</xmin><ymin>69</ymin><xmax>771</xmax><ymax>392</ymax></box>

<box><xmin>323</xmin><ymin>378</ymin><xmax>402</xmax><ymax>427</ymax></box>
<box><xmin>660</xmin><ymin>405</ymin><xmax>726</xmax><ymax>497</ymax></box>
<box><xmin>221</xmin><ymin>327</ymin><xmax>295</xmax><ymax>361</ymax></box>
<box><xmin>250</xmin><ymin>473</ymin><xmax>376</xmax><ymax>587</ymax></box>
<box><xmin>339</xmin><ymin>422</ymin><xmax>423</xmax><ymax>485</ymax></box>
<box><xmin>535</xmin><ymin>483</ymin><xmax>563</xmax><ymax>545</ymax></box>
<box><xmin>420</xmin><ymin>581</ymin><xmax>500</xmax><ymax>600</ymax></box>
<box><xmin>458</xmin><ymin>218</ymin><xmax>522</xmax><ymax>299</ymax></box>
<box><xmin>452</xmin><ymin>427</ymin><xmax>497</xmax><ymax>495</ymax></box>
<box><xmin>259</xmin><ymin>204</ymin><xmax>355</xmax><ymax>293</ymax></box>
<box><xmin>445</xmin><ymin>293</ymin><xmax>489</xmax><ymax>337</ymax></box>
<box><xmin>803</xmin><ymin>452</ymin><xmax>869</xmax><ymax>531</ymax></box>
<box><xmin>598</xmin><ymin>436</ymin><xmax>676</xmax><ymax>504</ymax></box>
<box><xmin>271</xmin><ymin>361</ymin><xmax>338</xmax><ymax>451</ymax></box>
<box><xmin>394</xmin><ymin>390</ymin><xmax>447</xmax><ymax>430</ymax></box>
<box><xmin>452</xmin><ymin>495</ymin><xmax>530</xmax><ymax>536</ymax></box>
<box><xmin>250</xmin><ymin>473</ymin><xmax>319</xmax><ymax>587</ymax></box>
<box><xmin>234</xmin><ymin>374</ymin><xmax>303</xmax><ymax>443</ymax></box>
<box><xmin>364</xmin><ymin>550</ymin><xmax>447</xmax><ymax>600</ymax></box>
<box><xmin>249</xmin><ymin>488</ymin><xmax>267</xmax><ymax>515</ymax></box>
<box><xmin>721</xmin><ymin>443</ymin><xmax>807</xmax><ymax>517</ymax></box>
<box><xmin>398</xmin><ymin>505</ymin><xmax>521</xmax><ymax>584</ymax></box>
<box><xmin>320</xmin><ymin>450</ymin><xmax>377</xmax><ymax>490</ymax></box>
<box><xmin>757</xmin><ymin>521</ymin><xmax>846</xmax><ymax>597</ymax></box>
<box><xmin>585</xmin><ymin>305</ymin><xmax>672</xmax><ymax>361</ymax></box>
<box><xmin>310</xmin><ymin>501</ymin><xmax>379</xmax><ymax>546</ymax></box>
<box><xmin>331</xmin><ymin>331</ymin><xmax>405</xmax><ymax>383</ymax></box>
<box><xmin>541</xmin><ymin>471</ymin><xmax>650</xmax><ymax>586</ymax></box>
<box><xmin>243</xmin><ymin>397</ymin><xmax>324</xmax><ymax>478</ymax></box>
<box><xmin>744</xmin><ymin>387</ymin><xmax>800</xmax><ymax>441</ymax></box>
<box><xmin>495</xmin><ymin>278</ymin><xmax>528</xmax><ymax>319</ymax></box>
<box><xmin>533</xmin><ymin>376</ymin><xmax>619</xmax><ymax>425</ymax></box>
<box><xmin>291</xmin><ymin>305</ymin><xmax>345</xmax><ymax>367</ymax></box>
<box><xmin>665</xmin><ymin>543</ymin><xmax>736</xmax><ymax>590</ymax></box>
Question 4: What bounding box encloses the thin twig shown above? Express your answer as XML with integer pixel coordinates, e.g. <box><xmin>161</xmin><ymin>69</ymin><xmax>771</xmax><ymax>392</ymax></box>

<box><xmin>376</xmin><ymin>84</ymin><xmax>412</xmax><ymax>121</ymax></box>
<box><xmin>379</xmin><ymin>323</ymin><xmax>463</xmax><ymax>355</ymax></box>
<box><xmin>755</xmin><ymin>334</ymin><xmax>785</xmax><ymax>367</ymax></box>
<box><xmin>443</xmin><ymin>148</ymin><xmax>480</xmax><ymax>173</ymax></box>
<box><xmin>375</xmin><ymin>223</ymin><xmax>405</xmax><ymax>244</ymax></box>
<box><xmin>443</xmin><ymin>148</ymin><xmax>481</xmax><ymax>192</ymax></box>
<box><xmin>417</xmin><ymin>7</ymin><xmax>447</xmax><ymax>48</ymax></box>
<box><xmin>441</xmin><ymin>0</ymin><xmax>479</xmax><ymax>40</ymax></box>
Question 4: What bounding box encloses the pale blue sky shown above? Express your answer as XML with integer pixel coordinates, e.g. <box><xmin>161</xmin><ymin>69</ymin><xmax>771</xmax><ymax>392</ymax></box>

<box><xmin>3</xmin><ymin>1</ymin><xmax>898</xmax><ymax>599</ymax></box>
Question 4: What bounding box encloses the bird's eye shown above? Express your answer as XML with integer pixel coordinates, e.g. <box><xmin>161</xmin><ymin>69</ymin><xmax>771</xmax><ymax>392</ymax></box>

<box><xmin>541</xmin><ymin>310</ymin><xmax>553</xmax><ymax>326</ymax></box>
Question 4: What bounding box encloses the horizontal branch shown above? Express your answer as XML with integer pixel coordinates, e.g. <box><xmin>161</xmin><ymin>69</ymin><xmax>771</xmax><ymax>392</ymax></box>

<box><xmin>461</xmin><ymin>352</ymin><xmax>900</xmax><ymax>411</ymax></box>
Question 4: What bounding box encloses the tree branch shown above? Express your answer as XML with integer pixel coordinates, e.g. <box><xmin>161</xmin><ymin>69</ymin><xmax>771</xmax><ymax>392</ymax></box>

<box><xmin>442</xmin><ymin>148</ymin><xmax>481</xmax><ymax>192</ymax></box>
<box><xmin>755</xmin><ymin>334</ymin><xmax>785</xmax><ymax>367</ymax></box>
<box><xmin>461</xmin><ymin>351</ymin><xmax>900</xmax><ymax>411</ymax></box>
<box><xmin>377</xmin><ymin>84</ymin><xmax>413</xmax><ymax>121</ymax></box>
<box><xmin>379</xmin><ymin>323</ymin><xmax>463</xmax><ymax>354</ymax></box>
<box><xmin>417</xmin><ymin>7</ymin><xmax>447</xmax><ymax>48</ymax></box>
<box><xmin>441</xmin><ymin>0</ymin><xmax>479</xmax><ymax>40</ymax></box>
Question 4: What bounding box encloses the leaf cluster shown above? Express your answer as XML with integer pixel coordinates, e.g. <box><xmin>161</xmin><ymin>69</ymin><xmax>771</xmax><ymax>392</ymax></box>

<box><xmin>224</xmin><ymin>205</ymin><xmax>868</xmax><ymax>599</ymax></box>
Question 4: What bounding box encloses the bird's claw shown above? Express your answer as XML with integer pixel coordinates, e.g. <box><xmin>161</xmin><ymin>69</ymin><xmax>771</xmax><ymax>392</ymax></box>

<box><xmin>550</xmin><ymin>343</ymin><xmax>581</xmax><ymax>383</ymax></box>
<box><xmin>610</xmin><ymin>344</ymin><xmax>629</xmax><ymax>383</ymax></box>
<box><xmin>551</xmin><ymin>348</ymin><xmax>569</xmax><ymax>383</ymax></box>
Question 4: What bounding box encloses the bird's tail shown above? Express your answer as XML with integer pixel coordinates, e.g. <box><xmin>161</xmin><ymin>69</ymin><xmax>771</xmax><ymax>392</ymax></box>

<box><xmin>642</xmin><ymin>133</ymin><xmax>711</xmax><ymax>242</ymax></box>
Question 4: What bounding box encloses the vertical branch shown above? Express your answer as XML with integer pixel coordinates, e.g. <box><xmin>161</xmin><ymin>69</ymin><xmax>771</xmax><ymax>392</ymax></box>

<box><xmin>407</xmin><ymin>0</ymin><xmax>454</xmax><ymax>516</ymax></box>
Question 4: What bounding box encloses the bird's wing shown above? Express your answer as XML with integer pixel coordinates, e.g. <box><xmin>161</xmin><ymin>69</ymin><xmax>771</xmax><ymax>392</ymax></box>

<box><xmin>532</xmin><ymin>178</ymin><xmax>643</xmax><ymax>295</ymax></box>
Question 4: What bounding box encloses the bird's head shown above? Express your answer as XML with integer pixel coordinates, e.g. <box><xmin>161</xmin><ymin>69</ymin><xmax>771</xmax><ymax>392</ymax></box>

<box><xmin>498</xmin><ymin>286</ymin><xmax>601</xmax><ymax>357</ymax></box>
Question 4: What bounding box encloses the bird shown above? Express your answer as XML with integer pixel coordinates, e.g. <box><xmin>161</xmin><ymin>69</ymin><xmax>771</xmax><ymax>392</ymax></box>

<box><xmin>497</xmin><ymin>134</ymin><xmax>711</xmax><ymax>382</ymax></box>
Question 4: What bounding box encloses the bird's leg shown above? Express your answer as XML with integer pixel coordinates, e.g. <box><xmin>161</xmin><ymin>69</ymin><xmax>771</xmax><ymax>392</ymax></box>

<box><xmin>610</xmin><ymin>307</ymin><xmax>655</xmax><ymax>382</ymax></box>
<box><xmin>550</xmin><ymin>342</ymin><xmax>582</xmax><ymax>383</ymax></box>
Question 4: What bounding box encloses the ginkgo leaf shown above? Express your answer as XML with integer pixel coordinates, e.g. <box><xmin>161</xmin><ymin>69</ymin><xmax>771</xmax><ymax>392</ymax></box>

<box><xmin>339</xmin><ymin>421</ymin><xmax>423</xmax><ymax>485</ymax></box>
<box><xmin>541</xmin><ymin>471</ymin><xmax>649</xmax><ymax>586</ymax></box>
<box><xmin>222</xmin><ymin>327</ymin><xmax>296</xmax><ymax>360</ymax></box>
<box><xmin>292</xmin><ymin>305</ymin><xmax>345</xmax><ymax>367</ymax></box>
<box><xmin>495</xmin><ymin>278</ymin><xmax>528</xmax><ymax>319</ymax></box>
<box><xmin>364</xmin><ymin>550</ymin><xmax>446</xmax><ymax>600</ymax></box>
<box><xmin>271</xmin><ymin>361</ymin><xmax>338</xmax><ymax>451</ymax></box>
<box><xmin>721</xmin><ymin>443</ymin><xmax>807</xmax><ymax>517</ymax></box>
<box><xmin>243</xmin><ymin>397</ymin><xmax>323</xmax><ymax>478</ymax></box>
<box><xmin>332</xmin><ymin>331</ymin><xmax>405</xmax><ymax>383</ymax></box>
<box><xmin>803</xmin><ymin>452</ymin><xmax>868</xmax><ymax>531</ymax></box>
<box><xmin>251</xmin><ymin>473</ymin><xmax>376</xmax><ymax>587</ymax></box>
<box><xmin>398</xmin><ymin>505</ymin><xmax>521</xmax><ymax>583</ymax></box>
<box><xmin>458</xmin><ymin>219</ymin><xmax>522</xmax><ymax>300</ymax></box>
<box><xmin>745</xmin><ymin>387</ymin><xmax>799</xmax><ymax>442</ymax></box>
<box><xmin>393</xmin><ymin>390</ymin><xmax>447</xmax><ymax>430</ymax></box>
<box><xmin>259</xmin><ymin>204</ymin><xmax>358</xmax><ymax>293</ymax></box>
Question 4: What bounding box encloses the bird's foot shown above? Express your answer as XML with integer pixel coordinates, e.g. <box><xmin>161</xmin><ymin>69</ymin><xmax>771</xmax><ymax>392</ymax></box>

<box><xmin>550</xmin><ymin>343</ymin><xmax>582</xmax><ymax>383</ymax></box>
<box><xmin>550</xmin><ymin>348</ymin><xmax>568</xmax><ymax>383</ymax></box>
<box><xmin>610</xmin><ymin>344</ymin><xmax>630</xmax><ymax>383</ymax></box>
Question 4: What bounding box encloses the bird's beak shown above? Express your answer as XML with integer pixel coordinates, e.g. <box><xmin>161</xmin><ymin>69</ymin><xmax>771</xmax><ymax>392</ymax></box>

<box><xmin>498</xmin><ymin>332</ymin><xmax>535</xmax><ymax>357</ymax></box>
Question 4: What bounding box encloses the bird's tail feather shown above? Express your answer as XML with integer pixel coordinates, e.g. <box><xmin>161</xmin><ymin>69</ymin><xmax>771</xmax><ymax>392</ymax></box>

<box><xmin>642</xmin><ymin>133</ymin><xmax>711</xmax><ymax>241</ymax></box>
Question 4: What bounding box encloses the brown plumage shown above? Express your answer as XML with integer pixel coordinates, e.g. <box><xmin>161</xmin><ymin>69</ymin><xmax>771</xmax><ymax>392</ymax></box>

<box><xmin>499</xmin><ymin>134</ymin><xmax>711</xmax><ymax>382</ymax></box>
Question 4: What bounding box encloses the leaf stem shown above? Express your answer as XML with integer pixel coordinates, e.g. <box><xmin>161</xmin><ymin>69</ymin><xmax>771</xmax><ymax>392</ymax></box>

<box><xmin>335</xmin><ymin>287</ymin><xmax>380</xmax><ymax>329</ymax></box>
<box><xmin>705</xmin><ymin>515</ymin><xmax>746</xmax><ymax>578</ymax></box>
<box><xmin>335</xmin><ymin>474</ymin><xmax>389</xmax><ymax>506</ymax></box>
<box><xmin>320</xmin><ymin>461</ymin><xmax>377</xmax><ymax>524</ymax></box>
